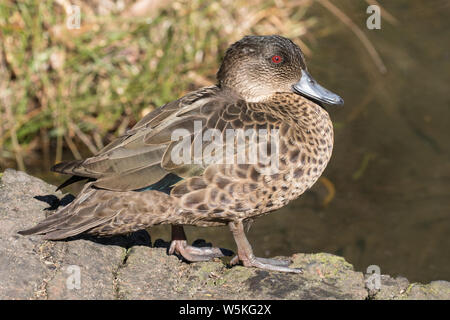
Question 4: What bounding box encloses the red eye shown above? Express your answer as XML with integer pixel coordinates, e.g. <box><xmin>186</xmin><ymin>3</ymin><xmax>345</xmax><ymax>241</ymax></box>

<box><xmin>271</xmin><ymin>55</ymin><xmax>282</xmax><ymax>64</ymax></box>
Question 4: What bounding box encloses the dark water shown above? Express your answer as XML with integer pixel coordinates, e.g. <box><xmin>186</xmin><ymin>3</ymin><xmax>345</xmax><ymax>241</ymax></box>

<box><xmin>30</xmin><ymin>0</ymin><xmax>449</xmax><ymax>282</ymax></box>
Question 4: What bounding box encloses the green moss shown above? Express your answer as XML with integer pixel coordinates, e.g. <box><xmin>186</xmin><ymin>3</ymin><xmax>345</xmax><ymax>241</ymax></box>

<box><xmin>291</xmin><ymin>253</ymin><xmax>353</xmax><ymax>271</ymax></box>
<box><xmin>193</xmin><ymin>261</ymin><xmax>224</xmax><ymax>282</ymax></box>
<box><xmin>404</xmin><ymin>282</ymin><xmax>450</xmax><ymax>299</ymax></box>
<box><xmin>405</xmin><ymin>283</ymin><xmax>415</xmax><ymax>295</ymax></box>
<box><xmin>215</xmin><ymin>266</ymin><xmax>256</xmax><ymax>286</ymax></box>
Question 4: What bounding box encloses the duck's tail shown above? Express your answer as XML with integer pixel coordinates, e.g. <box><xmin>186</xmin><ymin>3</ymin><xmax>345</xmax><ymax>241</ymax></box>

<box><xmin>18</xmin><ymin>183</ymin><xmax>112</xmax><ymax>240</ymax></box>
<box><xmin>18</xmin><ymin>183</ymin><xmax>176</xmax><ymax>240</ymax></box>
<box><xmin>51</xmin><ymin>160</ymin><xmax>97</xmax><ymax>191</ymax></box>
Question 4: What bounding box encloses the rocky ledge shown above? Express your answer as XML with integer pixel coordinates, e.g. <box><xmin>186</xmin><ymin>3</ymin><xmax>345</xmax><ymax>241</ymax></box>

<box><xmin>0</xmin><ymin>169</ymin><xmax>449</xmax><ymax>300</ymax></box>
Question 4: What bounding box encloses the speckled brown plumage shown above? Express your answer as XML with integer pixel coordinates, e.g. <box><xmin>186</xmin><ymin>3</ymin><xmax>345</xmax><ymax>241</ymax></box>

<box><xmin>20</xmin><ymin>35</ymin><xmax>342</xmax><ymax>272</ymax></box>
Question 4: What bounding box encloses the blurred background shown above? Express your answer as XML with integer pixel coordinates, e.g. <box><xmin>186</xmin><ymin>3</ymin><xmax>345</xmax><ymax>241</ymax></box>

<box><xmin>0</xmin><ymin>0</ymin><xmax>449</xmax><ymax>283</ymax></box>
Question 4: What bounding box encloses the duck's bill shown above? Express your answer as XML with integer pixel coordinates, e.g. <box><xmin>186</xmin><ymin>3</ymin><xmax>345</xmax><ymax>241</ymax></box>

<box><xmin>292</xmin><ymin>70</ymin><xmax>344</xmax><ymax>106</ymax></box>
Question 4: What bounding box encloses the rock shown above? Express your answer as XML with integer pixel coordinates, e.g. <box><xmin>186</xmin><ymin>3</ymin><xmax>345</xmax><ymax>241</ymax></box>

<box><xmin>117</xmin><ymin>248</ymin><xmax>367</xmax><ymax>299</ymax></box>
<box><xmin>366</xmin><ymin>275</ymin><xmax>450</xmax><ymax>300</ymax></box>
<box><xmin>0</xmin><ymin>169</ymin><xmax>449</xmax><ymax>300</ymax></box>
<box><xmin>0</xmin><ymin>169</ymin><xmax>128</xmax><ymax>299</ymax></box>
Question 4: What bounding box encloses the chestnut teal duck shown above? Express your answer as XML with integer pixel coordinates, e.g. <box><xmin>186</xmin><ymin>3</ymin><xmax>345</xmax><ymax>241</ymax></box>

<box><xmin>20</xmin><ymin>35</ymin><xmax>343</xmax><ymax>273</ymax></box>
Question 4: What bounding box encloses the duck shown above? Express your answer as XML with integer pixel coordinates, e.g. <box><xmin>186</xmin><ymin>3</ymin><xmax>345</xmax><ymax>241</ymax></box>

<box><xmin>19</xmin><ymin>35</ymin><xmax>343</xmax><ymax>273</ymax></box>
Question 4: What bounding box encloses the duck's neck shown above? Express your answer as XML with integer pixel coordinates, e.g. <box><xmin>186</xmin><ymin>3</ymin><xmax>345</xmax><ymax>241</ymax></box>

<box><xmin>254</xmin><ymin>92</ymin><xmax>334</xmax><ymax>162</ymax></box>
<box><xmin>249</xmin><ymin>93</ymin><xmax>332</xmax><ymax>131</ymax></box>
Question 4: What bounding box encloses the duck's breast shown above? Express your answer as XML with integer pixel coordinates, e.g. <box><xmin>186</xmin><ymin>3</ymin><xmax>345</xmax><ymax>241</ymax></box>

<box><xmin>273</xmin><ymin>100</ymin><xmax>334</xmax><ymax>204</ymax></box>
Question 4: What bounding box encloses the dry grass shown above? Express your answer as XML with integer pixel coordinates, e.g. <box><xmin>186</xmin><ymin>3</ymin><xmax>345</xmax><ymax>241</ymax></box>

<box><xmin>0</xmin><ymin>0</ymin><xmax>318</xmax><ymax>170</ymax></box>
<box><xmin>0</xmin><ymin>0</ymin><xmax>389</xmax><ymax>170</ymax></box>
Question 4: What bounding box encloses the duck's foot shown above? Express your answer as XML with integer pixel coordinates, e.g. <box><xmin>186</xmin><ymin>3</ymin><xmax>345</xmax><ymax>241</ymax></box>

<box><xmin>169</xmin><ymin>225</ymin><xmax>232</xmax><ymax>262</ymax></box>
<box><xmin>230</xmin><ymin>253</ymin><xmax>302</xmax><ymax>273</ymax></box>
<box><xmin>169</xmin><ymin>240</ymin><xmax>230</xmax><ymax>262</ymax></box>
<box><xmin>230</xmin><ymin>255</ymin><xmax>292</xmax><ymax>267</ymax></box>
<box><xmin>229</xmin><ymin>221</ymin><xmax>303</xmax><ymax>274</ymax></box>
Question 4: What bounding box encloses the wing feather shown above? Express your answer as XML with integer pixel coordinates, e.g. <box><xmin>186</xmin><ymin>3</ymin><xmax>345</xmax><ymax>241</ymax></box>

<box><xmin>52</xmin><ymin>86</ymin><xmax>227</xmax><ymax>191</ymax></box>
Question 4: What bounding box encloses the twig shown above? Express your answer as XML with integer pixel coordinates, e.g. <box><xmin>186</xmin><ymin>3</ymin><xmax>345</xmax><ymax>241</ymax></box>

<box><xmin>365</xmin><ymin>0</ymin><xmax>399</xmax><ymax>25</ymax></box>
<box><xmin>70</xmin><ymin>122</ymin><xmax>99</xmax><ymax>155</ymax></box>
<box><xmin>93</xmin><ymin>131</ymin><xmax>105</xmax><ymax>151</ymax></box>
<box><xmin>316</xmin><ymin>0</ymin><xmax>387</xmax><ymax>74</ymax></box>
<box><xmin>40</xmin><ymin>128</ymin><xmax>50</xmax><ymax>169</ymax></box>
<box><xmin>64</xmin><ymin>134</ymin><xmax>82</xmax><ymax>160</ymax></box>
<box><xmin>4</xmin><ymin>102</ymin><xmax>25</xmax><ymax>171</ymax></box>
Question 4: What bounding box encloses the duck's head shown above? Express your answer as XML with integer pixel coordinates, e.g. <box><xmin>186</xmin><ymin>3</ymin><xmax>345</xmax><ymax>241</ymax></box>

<box><xmin>217</xmin><ymin>35</ymin><xmax>344</xmax><ymax>106</ymax></box>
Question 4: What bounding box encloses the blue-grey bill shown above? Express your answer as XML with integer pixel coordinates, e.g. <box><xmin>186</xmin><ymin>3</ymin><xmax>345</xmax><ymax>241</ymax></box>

<box><xmin>292</xmin><ymin>70</ymin><xmax>344</xmax><ymax>106</ymax></box>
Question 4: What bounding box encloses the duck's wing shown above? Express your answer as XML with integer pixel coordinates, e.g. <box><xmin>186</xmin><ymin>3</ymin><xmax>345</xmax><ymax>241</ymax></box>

<box><xmin>52</xmin><ymin>85</ymin><xmax>236</xmax><ymax>191</ymax></box>
<box><xmin>20</xmin><ymin>94</ymin><xmax>286</xmax><ymax>238</ymax></box>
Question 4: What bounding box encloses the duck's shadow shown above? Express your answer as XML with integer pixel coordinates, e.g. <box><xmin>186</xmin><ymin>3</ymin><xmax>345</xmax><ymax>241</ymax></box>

<box><xmin>35</xmin><ymin>194</ymin><xmax>76</xmax><ymax>211</ymax></box>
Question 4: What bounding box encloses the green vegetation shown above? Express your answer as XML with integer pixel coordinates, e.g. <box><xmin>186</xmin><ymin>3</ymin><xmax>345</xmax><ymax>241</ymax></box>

<box><xmin>0</xmin><ymin>0</ymin><xmax>316</xmax><ymax>170</ymax></box>
<box><xmin>0</xmin><ymin>0</ymin><xmax>387</xmax><ymax>172</ymax></box>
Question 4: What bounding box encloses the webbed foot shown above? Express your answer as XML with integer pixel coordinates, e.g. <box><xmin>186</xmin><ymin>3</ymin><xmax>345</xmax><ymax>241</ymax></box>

<box><xmin>229</xmin><ymin>221</ymin><xmax>303</xmax><ymax>273</ymax></box>
<box><xmin>230</xmin><ymin>254</ymin><xmax>302</xmax><ymax>273</ymax></box>
<box><xmin>231</xmin><ymin>255</ymin><xmax>292</xmax><ymax>267</ymax></box>
<box><xmin>169</xmin><ymin>240</ymin><xmax>231</xmax><ymax>262</ymax></box>
<box><xmin>169</xmin><ymin>225</ymin><xmax>233</xmax><ymax>262</ymax></box>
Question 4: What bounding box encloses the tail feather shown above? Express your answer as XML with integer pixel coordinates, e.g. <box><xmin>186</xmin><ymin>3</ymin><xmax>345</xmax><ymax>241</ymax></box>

<box><xmin>40</xmin><ymin>215</ymin><xmax>116</xmax><ymax>240</ymax></box>
<box><xmin>18</xmin><ymin>182</ymin><xmax>176</xmax><ymax>240</ymax></box>
<box><xmin>18</xmin><ymin>200</ymin><xmax>78</xmax><ymax>236</ymax></box>
<box><xmin>51</xmin><ymin>160</ymin><xmax>102</xmax><ymax>191</ymax></box>
<box><xmin>51</xmin><ymin>160</ymin><xmax>102</xmax><ymax>178</ymax></box>
<box><xmin>56</xmin><ymin>175</ymin><xmax>90</xmax><ymax>191</ymax></box>
<box><xmin>18</xmin><ymin>183</ymin><xmax>116</xmax><ymax>240</ymax></box>
<box><xmin>51</xmin><ymin>160</ymin><xmax>84</xmax><ymax>174</ymax></box>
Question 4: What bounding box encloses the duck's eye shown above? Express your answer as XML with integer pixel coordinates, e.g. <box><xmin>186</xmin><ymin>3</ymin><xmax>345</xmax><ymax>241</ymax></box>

<box><xmin>271</xmin><ymin>55</ymin><xmax>283</xmax><ymax>64</ymax></box>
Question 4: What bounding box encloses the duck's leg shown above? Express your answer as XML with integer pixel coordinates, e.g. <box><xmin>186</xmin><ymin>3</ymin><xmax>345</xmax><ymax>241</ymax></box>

<box><xmin>168</xmin><ymin>225</ymin><xmax>231</xmax><ymax>262</ymax></box>
<box><xmin>229</xmin><ymin>220</ymin><xmax>302</xmax><ymax>273</ymax></box>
